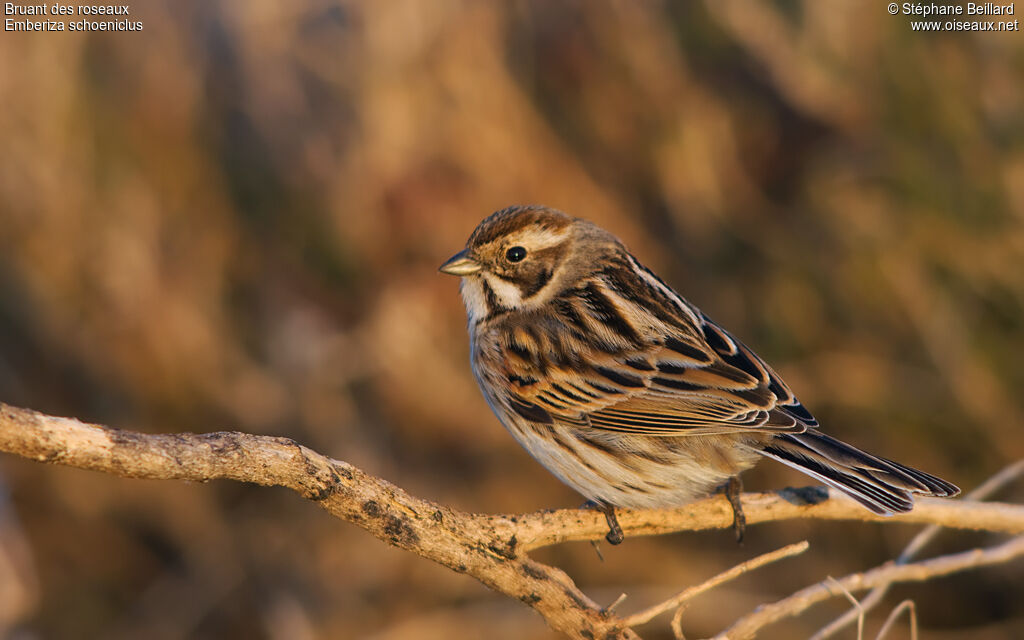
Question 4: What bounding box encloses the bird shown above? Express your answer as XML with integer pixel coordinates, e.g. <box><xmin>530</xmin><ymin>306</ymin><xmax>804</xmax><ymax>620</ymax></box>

<box><xmin>439</xmin><ymin>205</ymin><xmax>959</xmax><ymax>544</ymax></box>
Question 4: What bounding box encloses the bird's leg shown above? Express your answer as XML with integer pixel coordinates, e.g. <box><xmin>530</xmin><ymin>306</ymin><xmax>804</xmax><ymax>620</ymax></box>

<box><xmin>599</xmin><ymin>504</ymin><xmax>625</xmax><ymax>545</ymax></box>
<box><xmin>725</xmin><ymin>476</ymin><xmax>746</xmax><ymax>544</ymax></box>
<box><xmin>583</xmin><ymin>500</ymin><xmax>625</xmax><ymax>545</ymax></box>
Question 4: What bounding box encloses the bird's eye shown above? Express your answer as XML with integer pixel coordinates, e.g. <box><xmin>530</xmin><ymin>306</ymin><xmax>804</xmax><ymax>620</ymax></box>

<box><xmin>505</xmin><ymin>246</ymin><xmax>527</xmax><ymax>263</ymax></box>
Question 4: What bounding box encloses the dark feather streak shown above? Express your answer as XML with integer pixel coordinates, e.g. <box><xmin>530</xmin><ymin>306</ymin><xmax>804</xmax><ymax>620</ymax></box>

<box><xmin>481</xmin><ymin>279</ymin><xmax>505</xmax><ymax>319</ymax></box>
<box><xmin>554</xmin><ymin>298</ymin><xmax>588</xmax><ymax>334</ymax></box>
<box><xmin>782</xmin><ymin>400</ymin><xmax>817</xmax><ymax>425</ymax></box>
<box><xmin>664</xmin><ymin>337</ymin><xmax>712</xmax><ymax>363</ymax></box>
<box><xmin>551</xmin><ymin>383</ymin><xmax>589</xmax><ymax>403</ymax></box>
<box><xmin>587</xmin><ymin>380</ymin><xmax>624</xmax><ymax>395</ymax></box>
<box><xmin>651</xmin><ymin>376</ymin><xmax>704</xmax><ymax>392</ymax></box>
<box><xmin>623</xmin><ymin>357</ymin><xmax>654</xmax><ymax>371</ymax></box>
<box><xmin>567</xmin><ymin>382</ymin><xmax>600</xmax><ymax>399</ymax></box>
<box><xmin>702</xmin><ymin>321</ymin><xmax>735</xmax><ymax>354</ymax></box>
<box><xmin>580</xmin><ymin>283</ymin><xmax>641</xmax><ymax>344</ymax></box>
<box><xmin>655</xmin><ymin>361</ymin><xmax>689</xmax><ymax>375</ymax></box>
<box><xmin>521</xmin><ymin>267</ymin><xmax>553</xmax><ymax>299</ymax></box>
<box><xmin>509</xmin><ymin>396</ymin><xmax>553</xmax><ymax>424</ymax></box>
<box><xmin>594</xmin><ymin>366</ymin><xmax>646</xmax><ymax>388</ymax></box>
<box><xmin>721</xmin><ymin>347</ymin><xmax>767</xmax><ymax>384</ymax></box>
<box><xmin>730</xmin><ymin>387</ymin><xmax>775</xmax><ymax>408</ymax></box>
<box><xmin>507</xmin><ymin>374</ymin><xmax>537</xmax><ymax>387</ymax></box>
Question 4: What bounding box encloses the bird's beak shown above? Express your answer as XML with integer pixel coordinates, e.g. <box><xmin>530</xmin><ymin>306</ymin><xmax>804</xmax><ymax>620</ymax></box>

<box><xmin>439</xmin><ymin>249</ymin><xmax>482</xmax><ymax>276</ymax></box>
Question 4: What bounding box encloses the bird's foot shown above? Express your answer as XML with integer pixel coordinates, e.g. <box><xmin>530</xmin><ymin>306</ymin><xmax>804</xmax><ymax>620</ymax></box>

<box><xmin>582</xmin><ymin>500</ymin><xmax>625</xmax><ymax>545</ymax></box>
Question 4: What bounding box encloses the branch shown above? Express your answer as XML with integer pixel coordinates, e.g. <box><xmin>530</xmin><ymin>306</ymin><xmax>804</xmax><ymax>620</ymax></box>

<box><xmin>622</xmin><ymin>540</ymin><xmax>810</xmax><ymax>628</ymax></box>
<box><xmin>513</xmin><ymin>488</ymin><xmax>1024</xmax><ymax>552</ymax></box>
<box><xmin>811</xmin><ymin>459</ymin><xmax>1024</xmax><ymax>639</ymax></box>
<box><xmin>2</xmin><ymin>401</ymin><xmax>1022</xmax><ymax>639</ymax></box>
<box><xmin>0</xmin><ymin>402</ymin><xmax>627</xmax><ymax>640</ymax></box>
<box><xmin>714</xmin><ymin>535</ymin><xmax>1024</xmax><ymax>640</ymax></box>
<box><xmin>876</xmin><ymin>600</ymin><xmax>917</xmax><ymax>640</ymax></box>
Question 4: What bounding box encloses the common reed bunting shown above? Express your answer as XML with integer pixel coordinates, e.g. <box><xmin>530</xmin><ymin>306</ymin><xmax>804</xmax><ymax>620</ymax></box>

<box><xmin>440</xmin><ymin>206</ymin><xmax>959</xmax><ymax>543</ymax></box>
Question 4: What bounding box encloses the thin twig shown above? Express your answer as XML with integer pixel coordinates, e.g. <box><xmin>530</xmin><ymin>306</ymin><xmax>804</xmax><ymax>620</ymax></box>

<box><xmin>622</xmin><ymin>541</ymin><xmax>809</xmax><ymax>628</ymax></box>
<box><xmin>902</xmin><ymin>460</ymin><xmax>1024</xmax><ymax>560</ymax></box>
<box><xmin>875</xmin><ymin>600</ymin><xmax>917</xmax><ymax>640</ymax></box>
<box><xmin>825</xmin><ymin>576</ymin><xmax>863</xmax><ymax>640</ymax></box>
<box><xmin>604</xmin><ymin>593</ymin><xmax>628</xmax><ymax>614</ymax></box>
<box><xmin>715</xmin><ymin>535</ymin><xmax>1024</xmax><ymax>640</ymax></box>
<box><xmin>812</xmin><ymin>460</ymin><xmax>1024</xmax><ymax>639</ymax></box>
<box><xmin>670</xmin><ymin>604</ymin><xmax>689</xmax><ymax>640</ymax></box>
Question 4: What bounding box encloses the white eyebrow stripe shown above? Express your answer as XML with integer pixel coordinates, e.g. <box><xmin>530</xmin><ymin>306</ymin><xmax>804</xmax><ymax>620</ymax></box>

<box><xmin>507</xmin><ymin>226</ymin><xmax>572</xmax><ymax>251</ymax></box>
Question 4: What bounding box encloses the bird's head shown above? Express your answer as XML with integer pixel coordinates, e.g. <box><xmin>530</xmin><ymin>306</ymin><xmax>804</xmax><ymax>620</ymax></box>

<box><xmin>440</xmin><ymin>205</ymin><xmax>620</xmax><ymax>322</ymax></box>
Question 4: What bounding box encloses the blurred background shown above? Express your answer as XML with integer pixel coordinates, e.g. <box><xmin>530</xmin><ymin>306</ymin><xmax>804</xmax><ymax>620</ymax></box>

<box><xmin>1</xmin><ymin>1</ymin><xmax>1023</xmax><ymax>638</ymax></box>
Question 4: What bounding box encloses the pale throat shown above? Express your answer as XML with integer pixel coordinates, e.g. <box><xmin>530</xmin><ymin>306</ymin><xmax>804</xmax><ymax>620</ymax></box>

<box><xmin>459</xmin><ymin>277</ymin><xmax>491</xmax><ymax>325</ymax></box>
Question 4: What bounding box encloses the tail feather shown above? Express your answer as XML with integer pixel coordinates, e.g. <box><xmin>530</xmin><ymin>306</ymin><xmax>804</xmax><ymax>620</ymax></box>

<box><xmin>882</xmin><ymin>457</ymin><xmax>960</xmax><ymax>497</ymax></box>
<box><xmin>759</xmin><ymin>432</ymin><xmax>959</xmax><ymax>515</ymax></box>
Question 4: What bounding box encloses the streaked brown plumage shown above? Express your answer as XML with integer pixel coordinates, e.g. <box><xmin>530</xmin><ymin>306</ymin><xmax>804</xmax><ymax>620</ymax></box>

<box><xmin>441</xmin><ymin>205</ymin><xmax>958</xmax><ymax>541</ymax></box>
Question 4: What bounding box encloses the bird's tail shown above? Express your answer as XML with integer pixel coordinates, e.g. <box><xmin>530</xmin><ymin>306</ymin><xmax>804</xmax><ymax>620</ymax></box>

<box><xmin>758</xmin><ymin>431</ymin><xmax>960</xmax><ymax>514</ymax></box>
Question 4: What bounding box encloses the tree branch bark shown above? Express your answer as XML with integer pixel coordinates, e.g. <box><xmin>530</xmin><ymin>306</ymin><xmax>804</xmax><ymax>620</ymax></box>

<box><xmin>2</xmin><ymin>402</ymin><xmax>1022</xmax><ymax>639</ymax></box>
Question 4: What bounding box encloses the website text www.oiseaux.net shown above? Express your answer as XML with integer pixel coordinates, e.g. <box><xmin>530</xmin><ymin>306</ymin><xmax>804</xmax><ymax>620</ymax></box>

<box><xmin>893</xmin><ymin>2</ymin><xmax>1019</xmax><ymax>31</ymax></box>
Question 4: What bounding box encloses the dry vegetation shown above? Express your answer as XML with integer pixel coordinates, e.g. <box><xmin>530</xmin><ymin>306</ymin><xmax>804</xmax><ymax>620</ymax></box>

<box><xmin>1</xmin><ymin>1</ymin><xmax>1023</xmax><ymax>638</ymax></box>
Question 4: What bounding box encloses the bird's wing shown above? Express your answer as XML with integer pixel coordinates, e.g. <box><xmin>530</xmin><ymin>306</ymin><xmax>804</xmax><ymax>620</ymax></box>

<box><xmin>497</xmin><ymin>310</ymin><xmax>817</xmax><ymax>436</ymax></box>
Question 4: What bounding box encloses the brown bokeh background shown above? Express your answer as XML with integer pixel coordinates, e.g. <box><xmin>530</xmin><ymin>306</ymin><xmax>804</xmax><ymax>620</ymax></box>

<box><xmin>1</xmin><ymin>2</ymin><xmax>1023</xmax><ymax>638</ymax></box>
